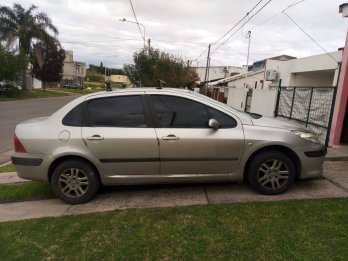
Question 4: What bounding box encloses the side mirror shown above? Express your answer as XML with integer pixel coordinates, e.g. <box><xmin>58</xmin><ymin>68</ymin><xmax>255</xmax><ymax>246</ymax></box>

<box><xmin>209</xmin><ymin>118</ymin><xmax>220</xmax><ymax>130</ymax></box>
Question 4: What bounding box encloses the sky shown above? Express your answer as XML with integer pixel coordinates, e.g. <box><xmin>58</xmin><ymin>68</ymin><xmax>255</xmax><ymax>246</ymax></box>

<box><xmin>2</xmin><ymin>0</ymin><xmax>347</xmax><ymax>69</ymax></box>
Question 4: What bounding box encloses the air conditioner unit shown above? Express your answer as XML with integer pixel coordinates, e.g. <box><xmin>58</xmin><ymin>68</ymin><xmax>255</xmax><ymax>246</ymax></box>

<box><xmin>265</xmin><ymin>70</ymin><xmax>279</xmax><ymax>81</ymax></box>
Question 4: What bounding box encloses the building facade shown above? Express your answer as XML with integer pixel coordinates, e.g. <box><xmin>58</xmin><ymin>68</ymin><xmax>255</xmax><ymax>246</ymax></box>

<box><xmin>61</xmin><ymin>50</ymin><xmax>86</xmax><ymax>86</ymax></box>
<box><xmin>110</xmin><ymin>75</ymin><xmax>131</xmax><ymax>86</ymax></box>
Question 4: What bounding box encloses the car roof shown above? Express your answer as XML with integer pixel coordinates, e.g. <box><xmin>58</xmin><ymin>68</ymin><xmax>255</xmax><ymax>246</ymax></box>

<box><xmin>83</xmin><ymin>87</ymin><xmax>191</xmax><ymax>99</ymax></box>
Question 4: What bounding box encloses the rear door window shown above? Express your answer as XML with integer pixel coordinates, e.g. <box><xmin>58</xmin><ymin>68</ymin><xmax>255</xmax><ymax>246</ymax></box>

<box><xmin>87</xmin><ymin>95</ymin><xmax>147</xmax><ymax>127</ymax></box>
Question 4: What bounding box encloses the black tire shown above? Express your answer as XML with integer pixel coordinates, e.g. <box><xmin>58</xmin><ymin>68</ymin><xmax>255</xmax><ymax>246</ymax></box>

<box><xmin>51</xmin><ymin>159</ymin><xmax>100</xmax><ymax>204</ymax></box>
<box><xmin>247</xmin><ymin>150</ymin><xmax>296</xmax><ymax>195</ymax></box>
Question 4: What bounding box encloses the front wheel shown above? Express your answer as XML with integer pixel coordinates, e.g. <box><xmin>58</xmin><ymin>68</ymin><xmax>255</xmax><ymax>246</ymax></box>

<box><xmin>51</xmin><ymin>159</ymin><xmax>100</xmax><ymax>204</ymax></box>
<box><xmin>247</xmin><ymin>151</ymin><xmax>296</xmax><ymax>195</ymax></box>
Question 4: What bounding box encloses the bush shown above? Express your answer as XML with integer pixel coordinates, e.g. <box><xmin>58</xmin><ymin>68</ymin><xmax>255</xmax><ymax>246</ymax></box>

<box><xmin>0</xmin><ymin>83</ymin><xmax>21</xmax><ymax>97</ymax></box>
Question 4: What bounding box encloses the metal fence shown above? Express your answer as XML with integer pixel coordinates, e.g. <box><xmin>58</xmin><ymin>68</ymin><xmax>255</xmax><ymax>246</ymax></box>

<box><xmin>275</xmin><ymin>86</ymin><xmax>337</xmax><ymax>146</ymax></box>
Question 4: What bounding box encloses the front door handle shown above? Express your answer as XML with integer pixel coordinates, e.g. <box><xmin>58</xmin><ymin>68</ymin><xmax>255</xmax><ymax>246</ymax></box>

<box><xmin>87</xmin><ymin>135</ymin><xmax>104</xmax><ymax>141</ymax></box>
<box><xmin>162</xmin><ymin>134</ymin><xmax>179</xmax><ymax>141</ymax></box>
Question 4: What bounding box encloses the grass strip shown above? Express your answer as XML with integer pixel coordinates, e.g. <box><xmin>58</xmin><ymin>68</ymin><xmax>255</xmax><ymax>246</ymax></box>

<box><xmin>0</xmin><ymin>181</ymin><xmax>54</xmax><ymax>203</ymax></box>
<box><xmin>0</xmin><ymin>198</ymin><xmax>347</xmax><ymax>260</ymax></box>
<box><xmin>0</xmin><ymin>164</ymin><xmax>16</xmax><ymax>173</ymax></box>
<box><xmin>0</xmin><ymin>89</ymin><xmax>73</xmax><ymax>101</ymax></box>
<box><xmin>50</xmin><ymin>87</ymin><xmax>102</xmax><ymax>95</ymax></box>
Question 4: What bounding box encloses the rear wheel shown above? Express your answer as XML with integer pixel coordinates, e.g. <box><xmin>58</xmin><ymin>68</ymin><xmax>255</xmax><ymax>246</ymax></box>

<box><xmin>51</xmin><ymin>159</ymin><xmax>100</xmax><ymax>204</ymax></box>
<box><xmin>247</xmin><ymin>150</ymin><xmax>296</xmax><ymax>195</ymax></box>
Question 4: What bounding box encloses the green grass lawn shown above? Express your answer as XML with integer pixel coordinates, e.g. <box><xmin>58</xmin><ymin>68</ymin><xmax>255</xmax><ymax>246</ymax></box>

<box><xmin>0</xmin><ymin>181</ymin><xmax>54</xmax><ymax>203</ymax></box>
<box><xmin>0</xmin><ymin>198</ymin><xmax>347</xmax><ymax>260</ymax></box>
<box><xmin>50</xmin><ymin>87</ymin><xmax>102</xmax><ymax>95</ymax></box>
<box><xmin>0</xmin><ymin>164</ymin><xmax>54</xmax><ymax>203</ymax></box>
<box><xmin>0</xmin><ymin>89</ymin><xmax>73</xmax><ymax>101</ymax></box>
<box><xmin>0</xmin><ymin>163</ymin><xmax>15</xmax><ymax>173</ymax></box>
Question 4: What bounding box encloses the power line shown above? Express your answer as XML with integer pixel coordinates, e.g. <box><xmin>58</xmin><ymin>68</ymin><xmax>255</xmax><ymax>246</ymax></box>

<box><xmin>250</xmin><ymin>0</ymin><xmax>305</xmax><ymax>30</ymax></box>
<box><xmin>211</xmin><ymin>0</ymin><xmax>264</xmax><ymax>46</ymax></box>
<box><xmin>193</xmin><ymin>0</ymin><xmax>265</xmax><ymax>61</ymax></box>
<box><xmin>128</xmin><ymin>0</ymin><xmax>145</xmax><ymax>42</ymax></box>
<box><xmin>283</xmin><ymin>12</ymin><xmax>339</xmax><ymax>63</ymax></box>
<box><xmin>194</xmin><ymin>46</ymin><xmax>210</xmax><ymax>61</ymax></box>
<box><xmin>211</xmin><ymin>0</ymin><xmax>273</xmax><ymax>54</ymax></box>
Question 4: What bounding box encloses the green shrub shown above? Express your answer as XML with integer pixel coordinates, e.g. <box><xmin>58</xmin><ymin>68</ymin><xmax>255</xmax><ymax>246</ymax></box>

<box><xmin>0</xmin><ymin>83</ymin><xmax>21</xmax><ymax>97</ymax></box>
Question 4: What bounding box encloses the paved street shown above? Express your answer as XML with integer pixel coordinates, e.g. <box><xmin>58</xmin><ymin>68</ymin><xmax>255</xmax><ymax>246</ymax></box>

<box><xmin>0</xmin><ymin>95</ymin><xmax>78</xmax><ymax>163</ymax></box>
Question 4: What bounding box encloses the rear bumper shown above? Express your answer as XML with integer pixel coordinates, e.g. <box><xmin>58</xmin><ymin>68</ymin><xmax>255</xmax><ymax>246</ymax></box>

<box><xmin>12</xmin><ymin>156</ymin><xmax>42</xmax><ymax>166</ymax></box>
<box><xmin>12</xmin><ymin>153</ymin><xmax>53</xmax><ymax>182</ymax></box>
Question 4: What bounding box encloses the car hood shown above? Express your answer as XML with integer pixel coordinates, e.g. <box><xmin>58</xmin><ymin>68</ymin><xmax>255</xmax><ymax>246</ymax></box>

<box><xmin>250</xmin><ymin>116</ymin><xmax>306</xmax><ymax>130</ymax></box>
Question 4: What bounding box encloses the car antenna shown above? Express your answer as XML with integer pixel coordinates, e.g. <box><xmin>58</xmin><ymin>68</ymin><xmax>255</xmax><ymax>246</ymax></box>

<box><xmin>156</xmin><ymin>79</ymin><xmax>166</xmax><ymax>89</ymax></box>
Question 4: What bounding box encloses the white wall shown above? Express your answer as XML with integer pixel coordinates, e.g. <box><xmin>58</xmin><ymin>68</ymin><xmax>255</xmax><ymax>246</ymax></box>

<box><xmin>194</xmin><ymin>66</ymin><xmax>242</xmax><ymax>82</ymax></box>
<box><xmin>289</xmin><ymin>71</ymin><xmax>335</xmax><ymax>87</ymax></box>
<box><xmin>33</xmin><ymin>77</ymin><xmax>42</xmax><ymax>89</ymax></box>
<box><xmin>227</xmin><ymin>71</ymin><xmax>265</xmax><ymax>89</ymax></box>
<box><xmin>250</xmin><ymin>89</ymin><xmax>278</xmax><ymax>117</ymax></box>
<box><xmin>266</xmin><ymin>51</ymin><xmax>342</xmax><ymax>87</ymax></box>
<box><xmin>227</xmin><ymin>88</ymin><xmax>249</xmax><ymax>111</ymax></box>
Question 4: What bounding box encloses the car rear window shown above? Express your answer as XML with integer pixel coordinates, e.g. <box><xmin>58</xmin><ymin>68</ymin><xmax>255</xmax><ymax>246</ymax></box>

<box><xmin>62</xmin><ymin>103</ymin><xmax>83</xmax><ymax>126</ymax></box>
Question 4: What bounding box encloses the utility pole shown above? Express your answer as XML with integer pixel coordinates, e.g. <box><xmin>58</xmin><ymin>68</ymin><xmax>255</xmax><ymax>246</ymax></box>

<box><xmin>246</xmin><ymin>31</ymin><xmax>251</xmax><ymax>79</ymax></box>
<box><xmin>203</xmin><ymin>44</ymin><xmax>211</xmax><ymax>95</ymax></box>
<box><xmin>148</xmin><ymin>38</ymin><xmax>151</xmax><ymax>52</ymax></box>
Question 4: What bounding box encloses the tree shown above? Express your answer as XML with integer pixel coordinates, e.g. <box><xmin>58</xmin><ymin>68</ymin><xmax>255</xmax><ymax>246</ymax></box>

<box><xmin>32</xmin><ymin>42</ymin><xmax>65</xmax><ymax>90</ymax></box>
<box><xmin>88</xmin><ymin>64</ymin><xmax>124</xmax><ymax>76</ymax></box>
<box><xmin>86</xmin><ymin>68</ymin><xmax>104</xmax><ymax>83</ymax></box>
<box><xmin>0</xmin><ymin>3</ymin><xmax>59</xmax><ymax>90</ymax></box>
<box><xmin>124</xmin><ymin>46</ymin><xmax>199</xmax><ymax>88</ymax></box>
<box><xmin>0</xmin><ymin>44</ymin><xmax>27</xmax><ymax>82</ymax></box>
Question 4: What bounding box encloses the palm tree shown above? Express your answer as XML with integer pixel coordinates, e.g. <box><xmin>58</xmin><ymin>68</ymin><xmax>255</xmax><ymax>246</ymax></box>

<box><xmin>0</xmin><ymin>3</ymin><xmax>59</xmax><ymax>90</ymax></box>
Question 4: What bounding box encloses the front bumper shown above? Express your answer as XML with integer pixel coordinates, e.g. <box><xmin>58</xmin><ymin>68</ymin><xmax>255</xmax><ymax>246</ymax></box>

<box><xmin>294</xmin><ymin>145</ymin><xmax>326</xmax><ymax>179</ymax></box>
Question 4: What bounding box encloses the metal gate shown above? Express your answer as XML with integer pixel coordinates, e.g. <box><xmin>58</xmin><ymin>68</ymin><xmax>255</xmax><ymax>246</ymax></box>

<box><xmin>274</xmin><ymin>86</ymin><xmax>337</xmax><ymax>146</ymax></box>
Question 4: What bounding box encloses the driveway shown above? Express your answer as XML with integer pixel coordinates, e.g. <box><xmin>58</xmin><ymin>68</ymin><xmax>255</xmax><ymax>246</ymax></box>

<box><xmin>0</xmin><ymin>95</ymin><xmax>78</xmax><ymax>163</ymax></box>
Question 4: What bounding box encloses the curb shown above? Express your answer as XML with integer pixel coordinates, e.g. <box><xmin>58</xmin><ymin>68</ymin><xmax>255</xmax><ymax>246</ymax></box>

<box><xmin>325</xmin><ymin>157</ymin><xmax>348</xmax><ymax>161</ymax></box>
<box><xmin>0</xmin><ymin>172</ymin><xmax>30</xmax><ymax>184</ymax></box>
<box><xmin>0</xmin><ymin>161</ymin><xmax>11</xmax><ymax>167</ymax></box>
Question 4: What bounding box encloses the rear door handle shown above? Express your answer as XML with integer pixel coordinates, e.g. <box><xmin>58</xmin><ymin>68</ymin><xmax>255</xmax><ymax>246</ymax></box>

<box><xmin>162</xmin><ymin>135</ymin><xmax>179</xmax><ymax>141</ymax></box>
<box><xmin>87</xmin><ymin>135</ymin><xmax>104</xmax><ymax>141</ymax></box>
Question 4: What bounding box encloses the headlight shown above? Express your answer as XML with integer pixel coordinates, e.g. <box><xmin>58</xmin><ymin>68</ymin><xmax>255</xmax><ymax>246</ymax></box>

<box><xmin>291</xmin><ymin>130</ymin><xmax>320</xmax><ymax>144</ymax></box>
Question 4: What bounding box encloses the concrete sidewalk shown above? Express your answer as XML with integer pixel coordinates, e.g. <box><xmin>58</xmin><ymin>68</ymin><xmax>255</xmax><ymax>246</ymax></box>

<box><xmin>0</xmin><ymin>172</ymin><xmax>30</xmax><ymax>184</ymax></box>
<box><xmin>0</xmin><ymin>178</ymin><xmax>347</xmax><ymax>222</ymax></box>
<box><xmin>0</xmin><ymin>161</ymin><xmax>347</xmax><ymax>223</ymax></box>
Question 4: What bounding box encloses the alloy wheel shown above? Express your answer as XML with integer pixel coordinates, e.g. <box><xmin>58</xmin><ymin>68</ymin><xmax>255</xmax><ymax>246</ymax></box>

<box><xmin>257</xmin><ymin>159</ymin><xmax>290</xmax><ymax>191</ymax></box>
<box><xmin>58</xmin><ymin>168</ymin><xmax>89</xmax><ymax>198</ymax></box>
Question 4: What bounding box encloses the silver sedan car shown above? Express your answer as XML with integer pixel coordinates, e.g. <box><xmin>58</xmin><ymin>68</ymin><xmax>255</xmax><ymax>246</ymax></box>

<box><xmin>12</xmin><ymin>88</ymin><xmax>326</xmax><ymax>204</ymax></box>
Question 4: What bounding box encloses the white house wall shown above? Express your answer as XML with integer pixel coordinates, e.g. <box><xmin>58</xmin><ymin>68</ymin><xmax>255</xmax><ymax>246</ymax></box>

<box><xmin>227</xmin><ymin>71</ymin><xmax>266</xmax><ymax>89</ymax></box>
<box><xmin>250</xmin><ymin>89</ymin><xmax>278</xmax><ymax>117</ymax></box>
<box><xmin>289</xmin><ymin>51</ymin><xmax>341</xmax><ymax>73</ymax></box>
<box><xmin>33</xmin><ymin>77</ymin><xmax>42</xmax><ymax>89</ymax></box>
<box><xmin>224</xmin><ymin>51</ymin><xmax>342</xmax><ymax>118</ymax></box>
<box><xmin>265</xmin><ymin>51</ymin><xmax>342</xmax><ymax>87</ymax></box>
<box><xmin>226</xmin><ymin>88</ymin><xmax>249</xmax><ymax>111</ymax></box>
<box><xmin>194</xmin><ymin>66</ymin><xmax>242</xmax><ymax>82</ymax></box>
<box><xmin>289</xmin><ymin>71</ymin><xmax>335</xmax><ymax>87</ymax></box>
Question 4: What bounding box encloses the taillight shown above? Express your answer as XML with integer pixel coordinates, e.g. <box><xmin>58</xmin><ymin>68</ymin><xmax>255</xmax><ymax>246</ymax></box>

<box><xmin>14</xmin><ymin>134</ymin><xmax>27</xmax><ymax>153</ymax></box>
